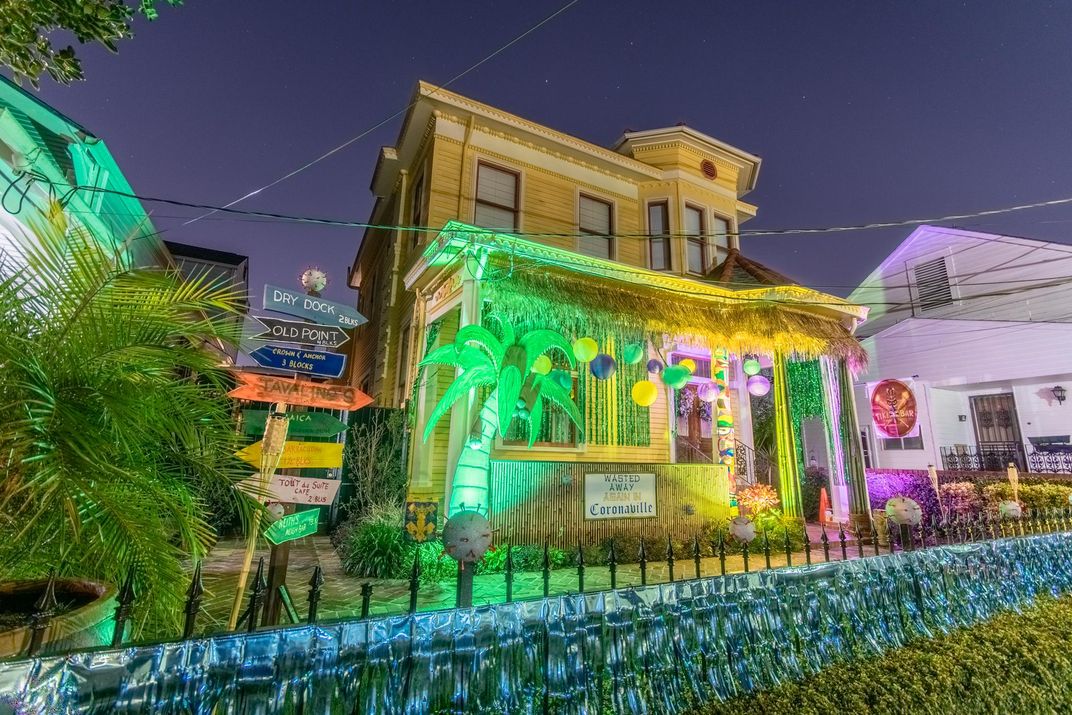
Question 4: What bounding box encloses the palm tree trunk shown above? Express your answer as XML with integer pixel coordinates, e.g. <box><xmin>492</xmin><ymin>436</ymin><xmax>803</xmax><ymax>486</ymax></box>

<box><xmin>447</xmin><ymin>389</ymin><xmax>499</xmax><ymax>517</ymax></box>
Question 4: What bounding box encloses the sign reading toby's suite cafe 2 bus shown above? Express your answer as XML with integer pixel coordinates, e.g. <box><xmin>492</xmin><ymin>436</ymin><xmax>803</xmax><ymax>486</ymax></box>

<box><xmin>584</xmin><ymin>473</ymin><xmax>657</xmax><ymax>519</ymax></box>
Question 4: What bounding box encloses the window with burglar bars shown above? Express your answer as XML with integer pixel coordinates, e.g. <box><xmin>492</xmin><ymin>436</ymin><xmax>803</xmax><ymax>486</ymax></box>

<box><xmin>913</xmin><ymin>257</ymin><xmax>954</xmax><ymax>312</ymax></box>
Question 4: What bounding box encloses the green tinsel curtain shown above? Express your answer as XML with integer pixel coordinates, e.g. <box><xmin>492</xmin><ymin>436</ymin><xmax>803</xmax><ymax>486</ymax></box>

<box><xmin>785</xmin><ymin>359</ymin><xmax>825</xmax><ymax>469</ymax></box>
<box><xmin>774</xmin><ymin>354</ymin><xmax>803</xmax><ymax>517</ymax></box>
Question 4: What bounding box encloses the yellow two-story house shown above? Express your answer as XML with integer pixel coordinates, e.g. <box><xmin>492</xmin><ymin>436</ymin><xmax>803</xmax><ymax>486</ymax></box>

<box><xmin>347</xmin><ymin>83</ymin><xmax>869</xmax><ymax>544</ymax></box>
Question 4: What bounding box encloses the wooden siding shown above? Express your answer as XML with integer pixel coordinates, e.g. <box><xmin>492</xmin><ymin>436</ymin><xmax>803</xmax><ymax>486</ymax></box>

<box><xmin>489</xmin><ymin>460</ymin><xmax>731</xmax><ymax>548</ymax></box>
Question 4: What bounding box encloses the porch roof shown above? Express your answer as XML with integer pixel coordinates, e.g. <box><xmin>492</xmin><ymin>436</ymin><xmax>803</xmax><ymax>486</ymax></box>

<box><xmin>407</xmin><ymin>222</ymin><xmax>869</xmax><ymax>367</ymax></box>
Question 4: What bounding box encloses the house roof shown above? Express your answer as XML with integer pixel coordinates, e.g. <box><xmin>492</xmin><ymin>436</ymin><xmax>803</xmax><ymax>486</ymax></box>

<box><xmin>704</xmin><ymin>247</ymin><xmax>797</xmax><ymax>288</ymax></box>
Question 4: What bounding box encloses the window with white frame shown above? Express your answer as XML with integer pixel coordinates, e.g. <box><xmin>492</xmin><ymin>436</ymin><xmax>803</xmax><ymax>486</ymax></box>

<box><xmin>684</xmin><ymin>204</ymin><xmax>707</xmax><ymax>274</ymax></box>
<box><xmin>410</xmin><ymin>171</ymin><xmax>426</xmax><ymax>250</ymax></box>
<box><xmin>474</xmin><ymin>162</ymin><xmax>519</xmax><ymax>230</ymax></box>
<box><xmin>648</xmin><ymin>201</ymin><xmax>671</xmax><ymax>271</ymax></box>
<box><xmin>578</xmin><ymin>194</ymin><xmax>613</xmax><ymax>259</ymax></box>
<box><xmin>711</xmin><ymin>214</ymin><xmax>730</xmax><ymax>263</ymax></box>
<box><xmin>395</xmin><ymin>319</ymin><xmax>414</xmax><ymax>406</ymax></box>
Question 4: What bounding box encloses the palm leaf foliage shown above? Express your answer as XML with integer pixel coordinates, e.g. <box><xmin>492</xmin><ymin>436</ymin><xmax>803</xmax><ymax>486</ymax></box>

<box><xmin>0</xmin><ymin>211</ymin><xmax>252</xmax><ymax>636</ymax></box>
<box><xmin>420</xmin><ymin>316</ymin><xmax>583</xmax><ymax>516</ymax></box>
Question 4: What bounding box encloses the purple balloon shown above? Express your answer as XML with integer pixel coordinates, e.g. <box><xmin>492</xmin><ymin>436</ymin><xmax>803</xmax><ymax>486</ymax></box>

<box><xmin>646</xmin><ymin>359</ymin><xmax>663</xmax><ymax>375</ymax></box>
<box><xmin>591</xmin><ymin>353</ymin><xmax>617</xmax><ymax>380</ymax></box>
<box><xmin>747</xmin><ymin>374</ymin><xmax>771</xmax><ymax>396</ymax></box>
<box><xmin>697</xmin><ymin>382</ymin><xmax>720</xmax><ymax>402</ymax></box>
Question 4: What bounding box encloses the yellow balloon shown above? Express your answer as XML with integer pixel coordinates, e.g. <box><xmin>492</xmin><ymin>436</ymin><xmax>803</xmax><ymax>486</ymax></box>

<box><xmin>572</xmin><ymin>337</ymin><xmax>598</xmax><ymax>362</ymax></box>
<box><xmin>679</xmin><ymin>358</ymin><xmax>697</xmax><ymax>373</ymax></box>
<box><xmin>532</xmin><ymin>355</ymin><xmax>552</xmax><ymax>375</ymax></box>
<box><xmin>631</xmin><ymin>380</ymin><xmax>659</xmax><ymax>407</ymax></box>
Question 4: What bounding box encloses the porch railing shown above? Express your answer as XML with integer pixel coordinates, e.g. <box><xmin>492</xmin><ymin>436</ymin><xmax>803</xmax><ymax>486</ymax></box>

<box><xmin>941</xmin><ymin>445</ymin><xmax>1072</xmax><ymax>474</ymax></box>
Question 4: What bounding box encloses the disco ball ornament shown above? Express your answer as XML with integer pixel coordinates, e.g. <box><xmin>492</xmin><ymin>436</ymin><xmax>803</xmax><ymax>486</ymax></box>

<box><xmin>742</xmin><ymin>358</ymin><xmax>762</xmax><ymax>376</ymax></box>
<box><xmin>532</xmin><ymin>355</ymin><xmax>553</xmax><ymax>375</ymax></box>
<box><xmin>646</xmin><ymin>359</ymin><xmax>664</xmax><ymax>375</ymax></box>
<box><xmin>590</xmin><ymin>353</ymin><xmax>617</xmax><ymax>380</ymax></box>
<box><xmin>622</xmin><ymin>343</ymin><xmax>645</xmax><ymax>365</ymax></box>
<box><xmin>300</xmin><ymin>267</ymin><xmax>328</xmax><ymax>294</ymax></box>
<box><xmin>661</xmin><ymin>364</ymin><xmax>691</xmax><ymax>390</ymax></box>
<box><xmin>885</xmin><ymin>497</ymin><xmax>923</xmax><ymax>526</ymax></box>
<box><xmin>631</xmin><ymin>379</ymin><xmax>658</xmax><ymax>407</ymax></box>
<box><xmin>572</xmin><ymin>337</ymin><xmax>598</xmax><ymax>362</ymax></box>
<box><xmin>679</xmin><ymin>358</ymin><xmax>697</xmax><ymax>373</ymax></box>
<box><xmin>747</xmin><ymin>374</ymin><xmax>771</xmax><ymax>396</ymax></box>
<box><xmin>697</xmin><ymin>382</ymin><xmax>720</xmax><ymax>402</ymax></box>
<box><xmin>442</xmin><ymin>510</ymin><xmax>493</xmax><ymax>564</ymax></box>
<box><xmin>999</xmin><ymin>500</ymin><xmax>1023</xmax><ymax>519</ymax></box>
<box><xmin>729</xmin><ymin>516</ymin><xmax>757</xmax><ymax>543</ymax></box>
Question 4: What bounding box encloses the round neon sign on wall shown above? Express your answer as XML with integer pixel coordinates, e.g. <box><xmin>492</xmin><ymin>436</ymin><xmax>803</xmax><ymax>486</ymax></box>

<box><xmin>870</xmin><ymin>379</ymin><xmax>918</xmax><ymax>438</ymax></box>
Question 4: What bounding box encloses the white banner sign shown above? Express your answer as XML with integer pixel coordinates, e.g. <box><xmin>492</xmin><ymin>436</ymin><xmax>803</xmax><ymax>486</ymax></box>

<box><xmin>584</xmin><ymin>473</ymin><xmax>657</xmax><ymax>520</ymax></box>
<box><xmin>242</xmin><ymin>473</ymin><xmax>341</xmax><ymax>506</ymax></box>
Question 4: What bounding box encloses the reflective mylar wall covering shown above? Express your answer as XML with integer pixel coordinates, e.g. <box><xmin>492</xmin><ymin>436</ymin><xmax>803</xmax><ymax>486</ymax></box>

<box><xmin>2</xmin><ymin>534</ymin><xmax>1071</xmax><ymax>714</ymax></box>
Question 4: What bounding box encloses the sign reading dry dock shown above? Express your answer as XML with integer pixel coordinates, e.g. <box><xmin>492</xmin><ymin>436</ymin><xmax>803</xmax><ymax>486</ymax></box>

<box><xmin>584</xmin><ymin>472</ymin><xmax>657</xmax><ymax>519</ymax></box>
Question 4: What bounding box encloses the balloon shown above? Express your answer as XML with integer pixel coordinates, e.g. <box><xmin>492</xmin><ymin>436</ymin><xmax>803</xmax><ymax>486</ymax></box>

<box><xmin>532</xmin><ymin>355</ymin><xmax>552</xmax><ymax>375</ymax></box>
<box><xmin>742</xmin><ymin>358</ymin><xmax>762</xmax><ymax>376</ymax></box>
<box><xmin>590</xmin><ymin>353</ymin><xmax>617</xmax><ymax>380</ymax></box>
<box><xmin>622</xmin><ymin>343</ymin><xmax>645</xmax><ymax>365</ymax></box>
<box><xmin>646</xmin><ymin>359</ymin><xmax>664</xmax><ymax>375</ymax></box>
<box><xmin>747</xmin><ymin>374</ymin><xmax>771</xmax><ymax>396</ymax></box>
<box><xmin>679</xmin><ymin>358</ymin><xmax>697</xmax><ymax>373</ymax></box>
<box><xmin>631</xmin><ymin>380</ymin><xmax>658</xmax><ymax>407</ymax></box>
<box><xmin>697</xmin><ymin>382</ymin><xmax>720</xmax><ymax>402</ymax></box>
<box><xmin>550</xmin><ymin>370</ymin><xmax>573</xmax><ymax>389</ymax></box>
<box><xmin>661</xmin><ymin>364</ymin><xmax>691</xmax><ymax>390</ymax></box>
<box><xmin>572</xmin><ymin>337</ymin><xmax>598</xmax><ymax>362</ymax></box>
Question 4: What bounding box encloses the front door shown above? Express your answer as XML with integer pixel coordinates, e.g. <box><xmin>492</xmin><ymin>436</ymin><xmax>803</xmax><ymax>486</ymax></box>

<box><xmin>675</xmin><ymin>385</ymin><xmax>714</xmax><ymax>463</ymax></box>
<box><xmin>970</xmin><ymin>393</ymin><xmax>1025</xmax><ymax>470</ymax></box>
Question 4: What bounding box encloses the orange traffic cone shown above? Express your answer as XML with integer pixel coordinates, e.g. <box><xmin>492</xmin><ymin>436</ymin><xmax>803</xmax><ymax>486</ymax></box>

<box><xmin>818</xmin><ymin>487</ymin><xmax>830</xmax><ymax>525</ymax></box>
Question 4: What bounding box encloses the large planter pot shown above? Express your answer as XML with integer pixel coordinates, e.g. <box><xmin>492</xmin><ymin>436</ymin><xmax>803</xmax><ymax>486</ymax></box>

<box><xmin>0</xmin><ymin>578</ymin><xmax>117</xmax><ymax>659</ymax></box>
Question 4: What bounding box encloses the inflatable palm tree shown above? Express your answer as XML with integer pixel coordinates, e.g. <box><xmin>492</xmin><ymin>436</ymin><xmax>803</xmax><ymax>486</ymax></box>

<box><xmin>421</xmin><ymin>317</ymin><xmax>583</xmax><ymax>517</ymax></box>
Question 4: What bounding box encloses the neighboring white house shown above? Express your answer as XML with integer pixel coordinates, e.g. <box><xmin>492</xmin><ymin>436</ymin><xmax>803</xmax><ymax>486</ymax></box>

<box><xmin>850</xmin><ymin>224</ymin><xmax>1072</xmax><ymax>474</ymax></box>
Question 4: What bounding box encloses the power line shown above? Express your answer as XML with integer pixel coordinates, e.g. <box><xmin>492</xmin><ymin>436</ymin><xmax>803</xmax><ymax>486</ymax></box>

<box><xmin>180</xmin><ymin>0</ymin><xmax>583</xmax><ymax>228</ymax></box>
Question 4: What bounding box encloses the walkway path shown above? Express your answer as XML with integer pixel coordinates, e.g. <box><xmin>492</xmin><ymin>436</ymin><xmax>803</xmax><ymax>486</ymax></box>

<box><xmin>197</xmin><ymin>523</ymin><xmax>868</xmax><ymax>635</ymax></box>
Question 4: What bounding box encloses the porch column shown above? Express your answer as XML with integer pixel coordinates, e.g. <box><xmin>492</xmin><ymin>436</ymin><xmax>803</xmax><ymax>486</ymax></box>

<box><xmin>839</xmin><ymin>359</ymin><xmax>873</xmax><ymax>531</ymax></box>
<box><xmin>443</xmin><ymin>274</ymin><xmax>482</xmax><ymax>510</ymax></box>
<box><xmin>773</xmin><ymin>353</ymin><xmax>803</xmax><ymax>517</ymax></box>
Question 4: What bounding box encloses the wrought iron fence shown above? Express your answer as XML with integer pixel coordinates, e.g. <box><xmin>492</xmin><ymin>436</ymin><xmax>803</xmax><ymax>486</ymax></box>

<box><xmin>15</xmin><ymin>506</ymin><xmax>1072</xmax><ymax>659</ymax></box>
<box><xmin>942</xmin><ymin>445</ymin><xmax>1072</xmax><ymax>474</ymax></box>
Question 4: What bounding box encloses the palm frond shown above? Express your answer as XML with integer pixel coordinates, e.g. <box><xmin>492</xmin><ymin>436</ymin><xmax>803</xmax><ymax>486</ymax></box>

<box><xmin>519</xmin><ymin>329</ymin><xmax>576</xmax><ymax>373</ymax></box>
<box><xmin>535</xmin><ymin>376</ymin><xmax>585</xmax><ymax>438</ymax></box>
<box><xmin>422</xmin><ymin>364</ymin><xmax>496</xmax><ymax>443</ymax></box>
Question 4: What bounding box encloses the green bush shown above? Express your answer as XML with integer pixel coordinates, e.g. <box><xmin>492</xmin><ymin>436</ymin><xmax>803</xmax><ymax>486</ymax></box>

<box><xmin>983</xmin><ymin>482</ymin><xmax>1072</xmax><ymax>511</ymax></box>
<box><xmin>339</xmin><ymin>504</ymin><xmax>412</xmax><ymax>579</ymax></box>
<box><xmin>700</xmin><ymin>595</ymin><xmax>1072</xmax><ymax>714</ymax></box>
<box><xmin>801</xmin><ymin>467</ymin><xmax>828</xmax><ymax>522</ymax></box>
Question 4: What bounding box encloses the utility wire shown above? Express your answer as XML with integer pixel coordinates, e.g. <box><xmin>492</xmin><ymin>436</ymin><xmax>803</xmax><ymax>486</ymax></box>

<box><xmin>180</xmin><ymin>0</ymin><xmax>583</xmax><ymax>228</ymax></box>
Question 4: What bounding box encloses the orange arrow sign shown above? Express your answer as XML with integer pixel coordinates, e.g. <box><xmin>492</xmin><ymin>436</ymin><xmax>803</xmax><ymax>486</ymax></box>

<box><xmin>236</xmin><ymin>440</ymin><xmax>344</xmax><ymax>469</ymax></box>
<box><xmin>228</xmin><ymin>371</ymin><xmax>372</xmax><ymax>411</ymax></box>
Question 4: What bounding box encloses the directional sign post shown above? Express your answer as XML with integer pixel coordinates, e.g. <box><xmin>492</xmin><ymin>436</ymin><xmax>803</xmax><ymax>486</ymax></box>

<box><xmin>247</xmin><ymin>316</ymin><xmax>350</xmax><ymax>349</ymax></box>
<box><xmin>264</xmin><ymin>508</ymin><xmax>320</xmax><ymax>546</ymax></box>
<box><xmin>241</xmin><ymin>473</ymin><xmax>342</xmax><ymax>506</ymax></box>
<box><xmin>229</xmin><ymin>372</ymin><xmax>373</xmax><ymax>411</ymax></box>
<box><xmin>250</xmin><ymin>344</ymin><xmax>347</xmax><ymax>378</ymax></box>
<box><xmin>236</xmin><ymin>440</ymin><xmax>344</xmax><ymax>470</ymax></box>
<box><xmin>241</xmin><ymin>409</ymin><xmax>347</xmax><ymax>438</ymax></box>
<box><xmin>263</xmin><ymin>284</ymin><xmax>366</xmax><ymax>329</ymax></box>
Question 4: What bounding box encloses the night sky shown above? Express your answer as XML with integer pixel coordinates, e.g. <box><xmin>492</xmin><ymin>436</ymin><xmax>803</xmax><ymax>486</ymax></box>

<box><xmin>20</xmin><ymin>1</ymin><xmax>1072</xmax><ymax>303</ymax></box>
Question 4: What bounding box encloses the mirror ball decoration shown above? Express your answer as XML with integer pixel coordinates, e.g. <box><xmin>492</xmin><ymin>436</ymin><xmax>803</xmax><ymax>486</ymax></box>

<box><xmin>661</xmin><ymin>364</ymin><xmax>691</xmax><ymax>390</ymax></box>
<box><xmin>531</xmin><ymin>355</ymin><xmax>552</xmax><ymax>375</ymax></box>
<box><xmin>646</xmin><ymin>358</ymin><xmax>664</xmax><ymax>375</ymax></box>
<box><xmin>622</xmin><ymin>343</ymin><xmax>645</xmax><ymax>365</ymax></box>
<box><xmin>442</xmin><ymin>510</ymin><xmax>493</xmax><ymax>563</ymax></box>
<box><xmin>590</xmin><ymin>354</ymin><xmax>617</xmax><ymax>380</ymax></box>
<box><xmin>631</xmin><ymin>380</ymin><xmax>659</xmax><ymax>407</ymax></box>
<box><xmin>999</xmin><ymin>500</ymin><xmax>1023</xmax><ymax>519</ymax></box>
<box><xmin>884</xmin><ymin>497</ymin><xmax>923</xmax><ymax>526</ymax></box>
<box><xmin>572</xmin><ymin>337</ymin><xmax>598</xmax><ymax>362</ymax></box>
<box><xmin>697</xmin><ymin>382</ymin><xmax>719</xmax><ymax>402</ymax></box>
<box><xmin>742</xmin><ymin>357</ymin><xmax>762</xmax><ymax>376</ymax></box>
<box><xmin>747</xmin><ymin>374</ymin><xmax>771</xmax><ymax>396</ymax></box>
<box><xmin>300</xmin><ymin>266</ymin><xmax>329</xmax><ymax>293</ymax></box>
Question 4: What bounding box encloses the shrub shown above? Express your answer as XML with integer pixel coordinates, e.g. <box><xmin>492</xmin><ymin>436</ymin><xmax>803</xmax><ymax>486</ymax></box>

<box><xmin>938</xmin><ymin>481</ymin><xmax>983</xmax><ymax>518</ymax></box>
<box><xmin>339</xmin><ymin>504</ymin><xmax>412</xmax><ymax>579</ymax></box>
<box><xmin>867</xmin><ymin>470</ymin><xmax>940</xmax><ymax>520</ymax></box>
<box><xmin>983</xmin><ymin>482</ymin><xmax>1072</xmax><ymax>511</ymax></box>
<box><xmin>700</xmin><ymin>595</ymin><xmax>1072</xmax><ymax>714</ymax></box>
<box><xmin>801</xmin><ymin>466</ymin><xmax>828</xmax><ymax>522</ymax></box>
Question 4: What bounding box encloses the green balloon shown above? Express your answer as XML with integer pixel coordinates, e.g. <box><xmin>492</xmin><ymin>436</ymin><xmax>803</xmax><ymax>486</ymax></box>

<box><xmin>622</xmin><ymin>343</ymin><xmax>645</xmax><ymax>365</ymax></box>
<box><xmin>661</xmin><ymin>364</ymin><xmax>691</xmax><ymax>390</ymax></box>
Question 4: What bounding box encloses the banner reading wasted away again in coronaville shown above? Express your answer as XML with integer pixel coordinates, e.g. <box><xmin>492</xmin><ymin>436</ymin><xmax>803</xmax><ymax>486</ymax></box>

<box><xmin>584</xmin><ymin>472</ymin><xmax>657</xmax><ymax>519</ymax></box>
